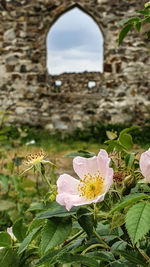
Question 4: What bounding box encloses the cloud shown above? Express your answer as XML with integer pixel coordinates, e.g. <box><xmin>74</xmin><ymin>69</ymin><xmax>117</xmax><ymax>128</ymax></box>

<box><xmin>46</xmin><ymin>7</ymin><xmax>103</xmax><ymax>74</ymax></box>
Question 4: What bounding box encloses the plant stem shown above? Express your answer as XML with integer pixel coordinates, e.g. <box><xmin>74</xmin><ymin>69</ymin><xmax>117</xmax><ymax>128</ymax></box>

<box><xmin>42</xmin><ymin>173</ymin><xmax>53</xmax><ymax>190</ymax></box>
<box><xmin>63</xmin><ymin>230</ymin><xmax>84</xmax><ymax>246</ymax></box>
<box><xmin>93</xmin><ymin>229</ymin><xmax>110</xmax><ymax>249</ymax></box>
<box><xmin>93</xmin><ymin>203</ymin><xmax>97</xmax><ymax>221</ymax></box>
<box><xmin>81</xmin><ymin>243</ymin><xmax>107</xmax><ymax>255</ymax></box>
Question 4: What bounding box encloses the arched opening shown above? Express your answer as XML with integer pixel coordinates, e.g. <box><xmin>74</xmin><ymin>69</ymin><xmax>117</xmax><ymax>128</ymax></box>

<box><xmin>46</xmin><ymin>7</ymin><xmax>104</xmax><ymax>75</ymax></box>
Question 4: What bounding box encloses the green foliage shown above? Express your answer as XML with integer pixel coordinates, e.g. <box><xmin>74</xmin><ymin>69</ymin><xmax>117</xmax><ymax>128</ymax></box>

<box><xmin>37</xmin><ymin>205</ymin><xmax>78</xmax><ymax>219</ymax></box>
<box><xmin>125</xmin><ymin>202</ymin><xmax>150</xmax><ymax>245</ymax></box>
<box><xmin>77</xmin><ymin>207</ymin><xmax>95</xmax><ymax>237</ymax></box>
<box><xmin>12</xmin><ymin>218</ymin><xmax>27</xmax><ymax>242</ymax></box>
<box><xmin>18</xmin><ymin>226</ymin><xmax>42</xmax><ymax>254</ymax></box>
<box><xmin>110</xmin><ymin>193</ymin><xmax>149</xmax><ymax>213</ymax></box>
<box><xmin>0</xmin><ymin>232</ymin><xmax>11</xmax><ymax>247</ymax></box>
<box><xmin>0</xmin><ymin>248</ymin><xmax>19</xmax><ymax>267</ymax></box>
<box><xmin>118</xmin><ymin>23</ymin><xmax>134</xmax><ymax>45</ymax></box>
<box><xmin>118</xmin><ymin>1</ymin><xmax>150</xmax><ymax>45</ymax></box>
<box><xmin>1</xmin><ymin>121</ymin><xmax>150</xmax><ymax>266</ymax></box>
<box><xmin>41</xmin><ymin>217</ymin><xmax>72</xmax><ymax>255</ymax></box>
<box><xmin>106</xmin><ymin>126</ymin><xmax>139</xmax><ymax>152</ymax></box>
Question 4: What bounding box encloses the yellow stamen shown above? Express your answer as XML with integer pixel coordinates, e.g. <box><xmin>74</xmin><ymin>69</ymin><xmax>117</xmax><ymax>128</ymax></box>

<box><xmin>78</xmin><ymin>171</ymin><xmax>104</xmax><ymax>200</ymax></box>
<box><xmin>23</xmin><ymin>150</ymin><xmax>45</xmax><ymax>165</ymax></box>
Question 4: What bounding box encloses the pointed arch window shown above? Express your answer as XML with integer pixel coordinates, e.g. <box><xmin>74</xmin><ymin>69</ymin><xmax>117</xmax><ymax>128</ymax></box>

<box><xmin>46</xmin><ymin>7</ymin><xmax>104</xmax><ymax>75</ymax></box>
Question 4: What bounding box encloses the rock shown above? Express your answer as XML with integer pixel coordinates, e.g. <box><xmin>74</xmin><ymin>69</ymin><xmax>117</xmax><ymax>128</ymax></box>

<box><xmin>4</xmin><ymin>29</ymin><xmax>16</xmax><ymax>41</ymax></box>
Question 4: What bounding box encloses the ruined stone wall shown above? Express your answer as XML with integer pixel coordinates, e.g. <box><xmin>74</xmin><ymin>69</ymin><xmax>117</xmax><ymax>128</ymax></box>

<box><xmin>0</xmin><ymin>0</ymin><xmax>150</xmax><ymax>131</ymax></box>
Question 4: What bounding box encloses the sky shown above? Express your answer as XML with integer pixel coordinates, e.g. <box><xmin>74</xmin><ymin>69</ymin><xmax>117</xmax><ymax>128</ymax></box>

<box><xmin>46</xmin><ymin>7</ymin><xmax>104</xmax><ymax>75</ymax></box>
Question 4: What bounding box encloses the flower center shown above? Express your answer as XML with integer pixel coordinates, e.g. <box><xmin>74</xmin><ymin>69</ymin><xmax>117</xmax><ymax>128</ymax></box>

<box><xmin>24</xmin><ymin>150</ymin><xmax>45</xmax><ymax>165</ymax></box>
<box><xmin>78</xmin><ymin>171</ymin><xmax>104</xmax><ymax>200</ymax></box>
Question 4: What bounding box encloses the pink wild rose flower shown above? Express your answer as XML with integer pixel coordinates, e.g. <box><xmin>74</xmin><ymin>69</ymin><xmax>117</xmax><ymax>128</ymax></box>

<box><xmin>139</xmin><ymin>148</ymin><xmax>150</xmax><ymax>182</ymax></box>
<box><xmin>56</xmin><ymin>149</ymin><xmax>114</xmax><ymax>211</ymax></box>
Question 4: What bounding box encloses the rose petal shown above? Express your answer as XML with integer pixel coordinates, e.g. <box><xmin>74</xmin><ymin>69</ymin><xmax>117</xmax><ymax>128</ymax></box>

<box><xmin>97</xmin><ymin>149</ymin><xmax>111</xmax><ymax>179</ymax></box>
<box><xmin>73</xmin><ymin>156</ymin><xmax>99</xmax><ymax>179</ymax></box>
<box><xmin>57</xmin><ymin>174</ymin><xmax>79</xmax><ymax>194</ymax></box>
<box><xmin>56</xmin><ymin>192</ymin><xmax>101</xmax><ymax>211</ymax></box>
<box><xmin>140</xmin><ymin>148</ymin><xmax>150</xmax><ymax>182</ymax></box>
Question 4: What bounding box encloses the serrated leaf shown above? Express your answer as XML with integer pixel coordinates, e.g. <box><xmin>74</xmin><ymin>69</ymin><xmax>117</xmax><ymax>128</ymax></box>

<box><xmin>58</xmin><ymin>253</ymin><xmax>99</xmax><ymax>267</ymax></box>
<box><xmin>12</xmin><ymin>218</ymin><xmax>27</xmax><ymax>242</ymax></box>
<box><xmin>118</xmin><ymin>249</ymin><xmax>147</xmax><ymax>267</ymax></box>
<box><xmin>35</xmin><ymin>248</ymin><xmax>63</xmax><ymax>266</ymax></box>
<box><xmin>118</xmin><ymin>23</ymin><xmax>134</xmax><ymax>45</ymax></box>
<box><xmin>110</xmin><ymin>193</ymin><xmax>149</xmax><ymax>213</ymax></box>
<box><xmin>77</xmin><ymin>207</ymin><xmax>94</xmax><ymax>237</ymax></box>
<box><xmin>18</xmin><ymin>226</ymin><xmax>41</xmax><ymax>254</ymax></box>
<box><xmin>126</xmin><ymin>202</ymin><xmax>150</xmax><ymax>245</ymax></box>
<box><xmin>0</xmin><ymin>248</ymin><xmax>19</xmax><ymax>267</ymax></box>
<box><xmin>96</xmin><ymin>223</ymin><xmax>123</xmax><ymax>242</ymax></box>
<box><xmin>86</xmin><ymin>251</ymin><xmax>115</xmax><ymax>261</ymax></box>
<box><xmin>37</xmin><ymin>206</ymin><xmax>77</xmax><ymax>219</ymax></box>
<box><xmin>111</xmin><ymin>212</ymin><xmax>125</xmax><ymax>230</ymax></box>
<box><xmin>0</xmin><ymin>232</ymin><xmax>11</xmax><ymax>247</ymax></box>
<box><xmin>41</xmin><ymin>217</ymin><xmax>72</xmax><ymax>255</ymax></box>
<box><xmin>111</xmin><ymin>240</ymin><xmax>127</xmax><ymax>252</ymax></box>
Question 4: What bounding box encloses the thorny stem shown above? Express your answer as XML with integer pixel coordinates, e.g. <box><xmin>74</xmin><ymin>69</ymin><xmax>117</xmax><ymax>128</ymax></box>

<box><xmin>63</xmin><ymin>230</ymin><xmax>84</xmax><ymax>246</ymax></box>
<box><xmin>93</xmin><ymin>229</ymin><xmax>110</xmax><ymax>249</ymax></box>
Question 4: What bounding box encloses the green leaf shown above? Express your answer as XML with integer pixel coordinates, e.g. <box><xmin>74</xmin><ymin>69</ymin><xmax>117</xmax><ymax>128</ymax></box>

<box><xmin>118</xmin><ymin>24</ymin><xmax>134</xmax><ymax>45</ymax></box>
<box><xmin>145</xmin><ymin>1</ymin><xmax>150</xmax><ymax>8</ymax></box>
<box><xmin>0</xmin><ymin>248</ymin><xmax>19</xmax><ymax>267</ymax></box>
<box><xmin>106</xmin><ymin>131</ymin><xmax>117</xmax><ymax>140</ymax></box>
<box><xmin>86</xmin><ymin>251</ymin><xmax>115</xmax><ymax>262</ymax></box>
<box><xmin>35</xmin><ymin>248</ymin><xmax>63</xmax><ymax>266</ymax></box>
<box><xmin>0</xmin><ymin>232</ymin><xmax>11</xmax><ymax>247</ymax></box>
<box><xmin>106</xmin><ymin>140</ymin><xmax>124</xmax><ymax>153</ymax></box>
<box><xmin>110</xmin><ymin>193</ymin><xmax>149</xmax><ymax>213</ymax></box>
<box><xmin>145</xmin><ymin>16</ymin><xmax>150</xmax><ymax>23</ymax></box>
<box><xmin>37</xmin><ymin>206</ymin><xmax>77</xmax><ymax>219</ymax></box>
<box><xmin>136</xmin><ymin>21</ymin><xmax>142</xmax><ymax>32</ymax></box>
<box><xmin>41</xmin><ymin>217</ymin><xmax>72</xmax><ymax>255</ymax></box>
<box><xmin>124</xmin><ymin>154</ymin><xmax>135</xmax><ymax>167</ymax></box>
<box><xmin>137</xmin><ymin>9</ymin><xmax>150</xmax><ymax>15</ymax></box>
<box><xmin>111</xmin><ymin>240</ymin><xmax>127</xmax><ymax>252</ymax></box>
<box><xmin>111</xmin><ymin>212</ymin><xmax>125</xmax><ymax>230</ymax></box>
<box><xmin>12</xmin><ymin>218</ymin><xmax>27</xmax><ymax>242</ymax></box>
<box><xmin>0</xmin><ymin>174</ymin><xmax>9</xmax><ymax>190</ymax></box>
<box><xmin>126</xmin><ymin>202</ymin><xmax>150</xmax><ymax>245</ymax></box>
<box><xmin>18</xmin><ymin>226</ymin><xmax>41</xmax><ymax>254</ymax></box>
<box><xmin>118</xmin><ymin>249</ymin><xmax>147</xmax><ymax>267</ymax></box>
<box><xmin>58</xmin><ymin>253</ymin><xmax>99</xmax><ymax>267</ymax></box>
<box><xmin>118</xmin><ymin>17</ymin><xmax>141</xmax><ymax>26</ymax></box>
<box><xmin>77</xmin><ymin>207</ymin><xmax>94</xmax><ymax>237</ymax></box>
<box><xmin>119</xmin><ymin>133</ymin><xmax>133</xmax><ymax>149</ymax></box>
<box><xmin>96</xmin><ymin>223</ymin><xmax>123</xmax><ymax>242</ymax></box>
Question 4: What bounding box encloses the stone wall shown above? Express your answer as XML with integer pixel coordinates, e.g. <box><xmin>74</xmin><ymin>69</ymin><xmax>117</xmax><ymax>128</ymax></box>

<box><xmin>0</xmin><ymin>0</ymin><xmax>150</xmax><ymax>131</ymax></box>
